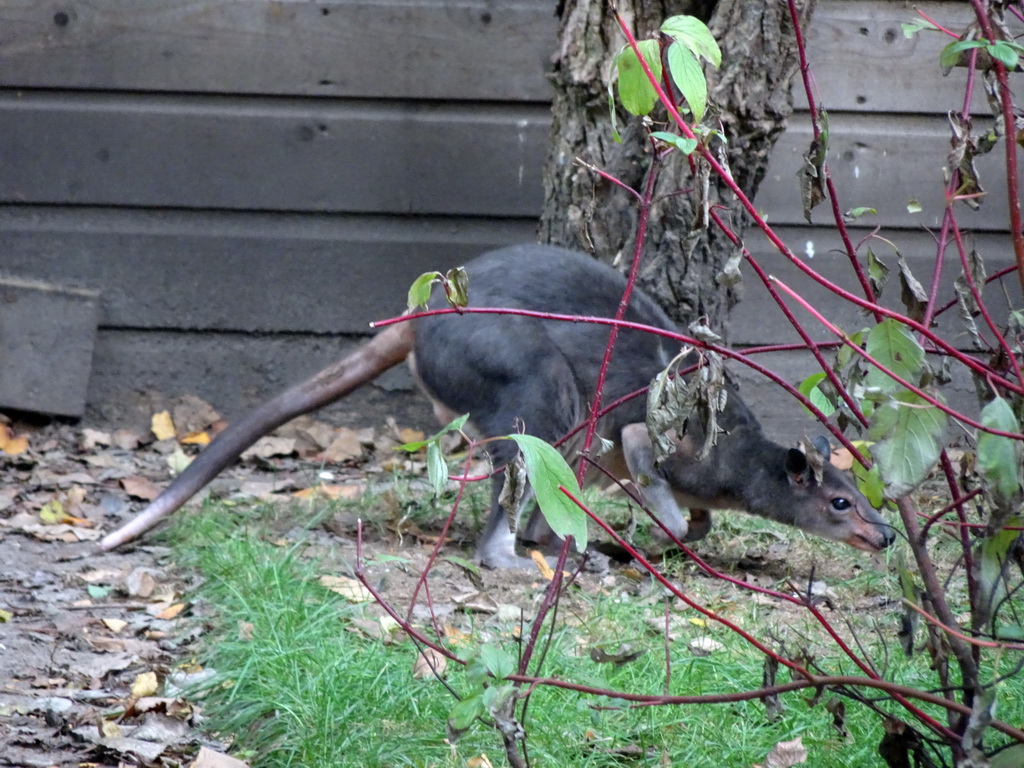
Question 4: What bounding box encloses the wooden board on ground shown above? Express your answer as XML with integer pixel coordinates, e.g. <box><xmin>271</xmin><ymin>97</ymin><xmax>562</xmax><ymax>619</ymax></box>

<box><xmin>0</xmin><ymin>277</ymin><xmax>99</xmax><ymax>416</ymax></box>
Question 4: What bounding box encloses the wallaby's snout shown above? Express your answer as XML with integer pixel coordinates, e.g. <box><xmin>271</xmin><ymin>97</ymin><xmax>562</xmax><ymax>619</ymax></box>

<box><xmin>790</xmin><ymin>452</ymin><xmax>896</xmax><ymax>553</ymax></box>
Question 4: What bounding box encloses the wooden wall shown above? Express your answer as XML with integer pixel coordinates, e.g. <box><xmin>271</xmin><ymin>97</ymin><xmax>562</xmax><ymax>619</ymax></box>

<box><xmin>0</xmin><ymin>0</ymin><xmax>1019</xmax><ymax>438</ymax></box>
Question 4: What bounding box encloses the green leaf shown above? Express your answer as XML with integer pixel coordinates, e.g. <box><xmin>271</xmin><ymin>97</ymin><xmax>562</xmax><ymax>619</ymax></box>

<box><xmin>939</xmin><ymin>39</ymin><xmax>986</xmax><ymax>70</ymax></box>
<box><xmin>798</xmin><ymin>372</ymin><xmax>836</xmax><ymax>417</ymax></box>
<box><xmin>666</xmin><ymin>42</ymin><xmax>707</xmax><ymax>123</ymax></box>
<box><xmin>865</xmin><ymin>247</ymin><xmax>890</xmax><ymax>298</ymax></box>
<box><xmin>991</xmin><ymin>744</ymin><xmax>1024</xmax><ymax>768</ymax></box>
<box><xmin>987</xmin><ymin>40</ymin><xmax>1019</xmax><ymax>69</ymax></box>
<box><xmin>864</xmin><ymin>319</ymin><xmax>924</xmax><ymax>394</ymax></box>
<box><xmin>397</xmin><ymin>413</ymin><xmax>470</xmax><ymax>452</ymax></box>
<box><xmin>851</xmin><ymin>458</ymin><xmax>885</xmax><ymax>509</ymax></box>
<box><xmin>836</xmin><ymin>329</ymin><xmax>865</xmax><ymax>369</ymax></box>
<box><xmin>87</xmin><ymin>584</ymin><xmax>113</xmax><ymax>600</ymax></box>
<box><xmin>869</xmin><ymin>390</ymin><xmax>947</xmax><ymax>498</ymax></box>
<box><xmin>407</xmin><ymin>271</ymin><xmax>441</xmax><ymax>311</ymax></box>
<box><xmin>977</xmin><ymin>516</ymin><xmax>1023</xmax><ymax>633</ymax></box>
<box><xmin>448</xmin><ymin>693</ymin><xmax>485</xmax><ymax>731</ymax></box>
<box><xmin>977</xmin><ymin>397</ymin><xmax>1022</xmax><ymax>503</ymax></box>
<box><xmin>906</xmin><ymin>200</ymin><xmax>922</xmax><ymax>214</ymax></box>
<box><xmin>649</xmin><ymin>131</ymin><xmax>698</xmax><ymax>155</ymax></box>
<box><xmin>901</xmin><ymin>19</ymin><xmax>938</xmax><ymax>38</ymax></box>
<box><xmin>482</xmin><ymin>682</ymin><xmax>517</xmax><ymax>715</ymax></box>
<box><xmin>845</xmin><ymin>206</ymin><xmax>877</xmax><ymax>220</ymax></box>
<box><xmin>425</xmin><ymin>442</ymin><xmax>448</xmax><ymax>496</ymax></box>
<box><xmin>505</xmin><ymin>434</ymin><xmax>587</xmax><ymax>552</ymax></box>
<box><xmin>615</xmin><ymin>39</ymin><xmax>663</xmax><ymax>116</ymax></box>
<box><xmin>660</xmin><ymin>15</ymin><xmax>721</xmax><ymax>68</ymax></box>
<box><xmin>480</xmin><ymin>645</ymin><xmax>515</xmax><ymax>681</ymax></box>
<box><xmin>444</xmin><ymin>266</ymin><xmax>469</xmax><ymax>308</ymax></box>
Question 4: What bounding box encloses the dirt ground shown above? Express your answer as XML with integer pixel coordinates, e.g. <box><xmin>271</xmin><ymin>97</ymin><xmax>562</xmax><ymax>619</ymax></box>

<box><xmin>0</xmin><ymin>409</ymin><xmax>896</xmax><ymax>768</ymax></box>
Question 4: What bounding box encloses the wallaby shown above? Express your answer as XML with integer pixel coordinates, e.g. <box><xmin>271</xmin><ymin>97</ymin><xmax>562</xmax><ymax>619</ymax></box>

<box><xmin>99</xmin><ymin>244</ymin><xmax>895</xmax><ymax>566</ymax></box>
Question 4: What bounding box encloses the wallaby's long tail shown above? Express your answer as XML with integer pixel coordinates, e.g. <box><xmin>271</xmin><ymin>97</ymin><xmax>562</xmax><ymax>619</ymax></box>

<box><xmin>98</xmin><ymin>323</ymin><xmax>415</xmax><ymax>551</ymax></box>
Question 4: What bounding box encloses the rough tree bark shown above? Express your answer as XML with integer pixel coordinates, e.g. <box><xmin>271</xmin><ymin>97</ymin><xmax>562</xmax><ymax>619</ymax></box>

<box><xmin>539</xmin><ymin>0</ymin><xmax>816</xmax><ymax>332</ymax></box>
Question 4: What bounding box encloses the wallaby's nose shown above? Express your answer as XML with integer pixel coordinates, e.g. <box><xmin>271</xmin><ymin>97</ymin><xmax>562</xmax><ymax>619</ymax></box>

<box><xmin>881</xmin><ymin>524</ymin><xmax>897</xmax><ymax>549</ymax></box>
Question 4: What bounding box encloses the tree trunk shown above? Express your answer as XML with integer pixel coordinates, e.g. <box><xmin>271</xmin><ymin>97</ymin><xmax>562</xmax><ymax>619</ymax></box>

<box><xmin>539</xmin><ymin>0</ymin><xmax>816</xmax><ymax>332</ymax></box>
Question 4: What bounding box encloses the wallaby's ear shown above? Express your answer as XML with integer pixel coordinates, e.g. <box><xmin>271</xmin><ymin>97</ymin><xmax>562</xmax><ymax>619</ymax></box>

<box><xmin>785</xmin><ymin>447</ymin><xmax>813</xmax><ymax>488</ymax></box>
<box><xmin>812</xmin><ymin>435</ymin><xmax>831</xmax><ymax>461</ymax></box>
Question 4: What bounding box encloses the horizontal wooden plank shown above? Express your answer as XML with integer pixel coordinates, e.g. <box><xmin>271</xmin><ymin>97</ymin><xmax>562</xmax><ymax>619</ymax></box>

<box><xmin>0</xmin><ymin>207</ymin><xmax>537</xmax><ymax>333</ymax></box>
<box><xmin>0</xmin><ymin>0</ymin><xmax>555</xmax><ymax>101</ymax></box>
<box><xmin>0</xmin><ymin>93</ymin><xmax>549</xmax><ymax>215</ymax></box>
<box><xmin>728</xmin><ymin>226</ymin><xmax>1020</xmax><ymax>348</ymax></box>
<box><xmin>86</xmin><ymin>328</ymin><xmax>433</xmax><ymax>432</ymax></box>
<box><xmin>0</xmin><ymin>1</ymin><xmax>1004</xmax><ymax>116</ymax></box>
<box><xmin>798</xmin><ymin>1</ymin><xmax>1017</xmax><ymax>114</ymax></box>
<box><xmin>85</xmin><ymin>332</ymin><xmax>983</xmax><ymax>447</ymax></box>
<box><xmin>755</xmin><ymin>113</ymin><xmax>1020</xmax><ymax>231</ymax></box>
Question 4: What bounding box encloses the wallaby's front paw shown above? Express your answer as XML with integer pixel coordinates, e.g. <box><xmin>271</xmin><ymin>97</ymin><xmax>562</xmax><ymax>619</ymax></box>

<box><xmin>477</xmin><ymin>549</ymin><xmax>541</xmax><ymax>571</ymax></box>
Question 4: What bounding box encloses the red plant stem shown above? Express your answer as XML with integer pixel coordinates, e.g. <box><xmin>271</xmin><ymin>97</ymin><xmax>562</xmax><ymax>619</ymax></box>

<box><xmin>785</xmin><ymin>0</ymin><xmax>880</xmax><ymax>318</ymax></box>
<box><xmin>503</xmin><ymin>673</ymin><xmax>1023</xmax><ymax>743</ymax></box>
<box><xmin>920</xmin><ymin>487</ymin><xmax>984</xmax><ymax>540</ymax></box>
<box><xmin>568</xmin><ymin>487</ymin><xmax>958</xmax><ymax>741</ymax></box>
<box><xmin>897</xmin><ymin>495</ymin><xmax>980</xmax><ymax>707</ymax></box>
<box><xmin>969</xmin><ymin>0</ymin><xmax>1024</xmax><ymax>295</ymax></box>
<box><xmin>560</xmin><ymin>489</ymin><xmax>809</xmax><ymax>675</ymax></box>
<box><xmin>938</xmin><ymin>450</ymin><xmax>979</xmax><ymax>664</ymax></box>
<box><xmin>611</xmin><ymin>12</ymin><xmax>1024</xmax><ymax>397</ymax></box>
<box><xmin>578</xmin><ymin>150</ymin><xmax>663</xmax><ymax>482</ymax></box>
<box><xmin>378</xmin><ymin>306</ymin><xmax>869</xmax><ymax>458</ymax></box>
<box><xmin>772</xmin><ymin>278</ymin><xmax>1024</xmax><ymax>438</ymax></box>
<box><xmin>357</xmin><ymin>517</ymin><xmax>1022</xmax><ymax>744</ymax></box>
<box><xmin>404</xmin><ymin>448</ymin><xmax>479</xmax><ymax>628</ymax></box>
<box><xmin>903</xmin><ymin>600</ymin><xmax>1024</xmax><ymax>652</ymax></box>
<box><xmin>950</xmin><ymin>211</ymin><xmax>1024</xmax><ymax>386</ymax></box>
<box><xmin>915</xmin><ymin>8</ymin><xmax>960</xmax><ymax>38</ymax></box>
<box><xmin>919</xmin><ymin>45</ymin><xmax>980</xmax><ymax>332</ymax></box>
<box><xmin>714</xmin><ymin>207</ymin><xmax>869</xmax><ymax>429</ymax></box>
<box><xmin>932</xmin><ymin>264</ymin><xmax>1021</xmax><ymax>317</ymax></box>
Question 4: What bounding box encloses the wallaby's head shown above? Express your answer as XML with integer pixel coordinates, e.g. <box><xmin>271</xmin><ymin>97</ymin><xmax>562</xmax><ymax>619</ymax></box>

<box><xmin>782</xmin><ymin>445</ymin><xmax>896</xmax><ymax>552</ymax></box>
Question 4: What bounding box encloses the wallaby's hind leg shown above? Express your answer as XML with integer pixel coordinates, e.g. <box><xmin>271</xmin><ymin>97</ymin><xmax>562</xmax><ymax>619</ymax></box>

<box><xmin>415</xmin><ymin>316</ymin><xmax>584</xmax><ymax>569</ymax></box>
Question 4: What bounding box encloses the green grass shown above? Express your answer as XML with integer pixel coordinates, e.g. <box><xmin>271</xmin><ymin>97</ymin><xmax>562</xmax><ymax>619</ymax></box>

<box><xmin>167</xmin><ymin>498</ymin><xmax>1024</xmax><ymax>767</ymax></box>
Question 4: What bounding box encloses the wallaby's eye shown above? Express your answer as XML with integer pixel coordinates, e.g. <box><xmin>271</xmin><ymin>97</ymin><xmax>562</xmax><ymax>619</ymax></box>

<box><xmin>831</xmin><ymin>497</ymin><xmax>852</xmax><ymax>512</ymax></box>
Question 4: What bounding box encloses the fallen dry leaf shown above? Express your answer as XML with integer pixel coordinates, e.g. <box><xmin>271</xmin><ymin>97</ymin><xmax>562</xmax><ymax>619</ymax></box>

<box><xmin>111</xmin><ymin>428</ymin><xmax>142</xmax><ymax>450</ymax></box>
<box><xmin>102</xmin><ymin>618</ymin><xmax>128</xmax><ymax>634</ymax></box>
<box><xmin>125</xmin><ymin>568</ymin><xmax>157</xmax><ymax>598</ymax></box>
<box><xmin>190</xmin><ymin>745</ymin><xmax>251</xmax><ymax>768</ymax></box>
<box><xmin>319</xmin><ymin>575</ymin><xmax>372</xmax><ymax>603</ymax></box>
<box><xmin>154</xmin><ymin>603</ymin><xmax>186</xmax><ymax>620</ymax></box>
<box><xmin>292</xmin><ymin>484</ymin><xmax>362</xmax><ymax>501</ymax></box>
<box><xmin>0</xmin><ymin>424</ymin><xmax>29</xmax><ymax>455</ymax></box>
<box><xmin>151</xmin><ymin>411</ymin><xmax>176</xmax><ymax>441</ymax></box>
<box><xmin>689</xmin><ymin>637</ymin><xmax>724</xmax><ymax>657</ymax></box>
<box><xmin>412</xmin><ymin>647</ymin><xmax>448</xmax><ymax>679</ymax></box>
<box><xmin>180</xmin><ymin>431</ymin><xmax>211</xmax><ymax>446</ymax></box>
<box><xmin>451</xmin><ymin>591</ymin><xmax>499</xmax><ymax>614</ymax></box>
<box><xmin>320</xmin><ymin>428</ymin><xmax>366</xmax><ymax>462</ymax></box>
<box><xmin>121</xmin><ymin>475</ymin><xmax>164</xmax><ymax>501</ymax></box>
<box><xmin>530</xmin><ymin>550</ymin><xmax>555</xmax><ymax>580</ymax></box>
<box><xmin>166</xmin><ymin>447</ymin><xmax>194</xmax><ymax>476</ymax></box>
<box><xmin>131</xmin><ymin>671</ymin><xmax>160</xmax><ymax>698</ymax></box>
<box><xmin>764</xmin><ymin>736</ymin><xmax>808</xmax><ymax>767</ymax></box>
<box><xmin>241</xmin><ymin>436</ymin><xmax>296</xmax><ymax>460</ymax></box>
<box><xmin>81</xmin><ymin>428</ymin><xmax>111</xmax><ymax>449</ymax></box>
<box><xmin>238</xmin><ymin>621</ymin><xmax>255</xmax><ymax>641</ymax></box>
